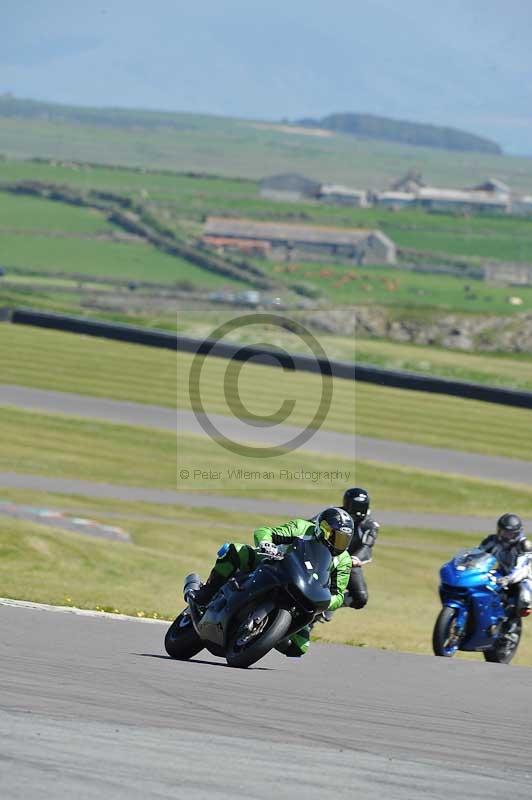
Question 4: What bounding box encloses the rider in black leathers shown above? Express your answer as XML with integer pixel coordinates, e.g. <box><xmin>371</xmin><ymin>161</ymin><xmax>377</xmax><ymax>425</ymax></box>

<box><xmin>341</xmin><ymin>487</ymin><xmax>379</xmax><ymax>609</ymax></box>
<box><xmin>311</xmin><ymin>487</ymin><xmax>379</xmax><ymax>615</ymax></box>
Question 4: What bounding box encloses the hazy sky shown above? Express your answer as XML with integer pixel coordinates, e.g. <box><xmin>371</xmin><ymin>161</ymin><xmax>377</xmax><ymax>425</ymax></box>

<box><xmin>2</xmin><ymin>0</ymin><xmax>531</xmax><ymax>154</ymax></box>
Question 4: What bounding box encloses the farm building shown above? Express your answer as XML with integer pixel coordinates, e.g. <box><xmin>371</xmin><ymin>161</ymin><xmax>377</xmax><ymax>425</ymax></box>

<box><xmin>511</xmin><ymin>196</ymin><xmax>532</xmax><ymax>216</ymax></box>
<box><xmin>374</xmin><ymin>190</ymin><xmax>416</xmax><ymax>209</ymax></box>
<box><xmin>319</xmin><ymin>184</ymin><xmax>368</xmax><ymax>206</ymax></box>
<box><xmin>416</xmin><ymin>186</ymin><xmax>509</xmax><ymax>213</ymax></box>
<box><xmin>484</xmin><ymin>262</ymin><xmax>532</xmax><ymax>286</ymax></box>
<box><xmin>203</xmin><ymin>218</ymin><xmax>396</xmax><ymax>264</ymax></box>
<box><xmin>468</xmin><ymin>178</ymin><xmax>510</xmax><ymax>196</ymax></box>
<box><xmin>390</xmin><ymin>171</ymin><xmax>426</xmax><ymax>193</ymax></box>
<box><xmin>259</xmin><ymin>173</ymin><xmax>321</xmax><ymax>201</ymax></box>
<box><xmin>375</xmin><ymin>173</ymin><xmax>511</xmax><ymax>214</ymax></box>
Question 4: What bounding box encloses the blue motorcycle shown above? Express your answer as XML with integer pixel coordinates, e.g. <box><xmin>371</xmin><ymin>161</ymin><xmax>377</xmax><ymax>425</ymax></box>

<box><xmin>433</xmin><ymin>548</ymin><xmax>522</xmax><ymax>664</ymax></box>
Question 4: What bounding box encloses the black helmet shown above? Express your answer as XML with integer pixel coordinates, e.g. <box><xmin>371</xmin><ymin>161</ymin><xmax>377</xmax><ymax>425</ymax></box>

<box><xmin>496</xmin><ymin>513</ymin><xmax>523</xmax><ymax>546</ymax></box>
<box><xmin>343</xmin><ymin>487</ymin><xmax>370</xmax><ymax>521</ymax></box>
<box><xmin>316</xmin><ymin>507</ymin><xmax>354</xmax><ymax>555</ymax></box>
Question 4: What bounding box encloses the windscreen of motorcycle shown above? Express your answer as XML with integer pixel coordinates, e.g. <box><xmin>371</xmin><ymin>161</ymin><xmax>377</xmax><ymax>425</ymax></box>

<box><xmin>281</xmin><ymin>537</ymin><xmax>332</xmax><ymax>607</ymax></box>
<box><xmin>452</xmin><ymin>548</ymin><xmax>496</xmax><ymax>573</ymax></box>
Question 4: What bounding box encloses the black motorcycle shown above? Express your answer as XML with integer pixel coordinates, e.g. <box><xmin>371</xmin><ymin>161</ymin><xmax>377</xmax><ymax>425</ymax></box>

<box><xmin>164</xmin><ymin>537</ymin><xmax>332</xmax><ymax>668</ymax></box>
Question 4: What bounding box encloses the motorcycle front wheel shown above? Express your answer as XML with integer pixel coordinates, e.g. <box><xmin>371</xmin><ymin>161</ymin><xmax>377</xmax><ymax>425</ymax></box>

<box><xmin>226</xmin><ymin>607</ymin><xmax>292</xmax><ymax>669</ymax></box>
<box><xmin>432</xmin><ymin>606</ymin><xmax>463</xmax><ymax>657</ymax></box>
<box><xmin>164</xmin><ymin>610</ymin><xmax>203</xmax><ymax>660</ymax></box>
<box><xmin>484</xmin><ymin>617</ymin><xmax>522</xmax><ymax>664</ymax></box>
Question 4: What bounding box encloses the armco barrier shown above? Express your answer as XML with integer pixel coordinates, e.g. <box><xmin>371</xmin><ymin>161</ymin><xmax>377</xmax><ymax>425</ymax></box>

<box><xmin>7</xmin><ymin>307</ymin><xmax>532</xmax><ymax>410</ymax></box>
<box><xmin>11</xmin><ymin>307</ymin><xmax>177</xmax><ymax>350</ymax></box>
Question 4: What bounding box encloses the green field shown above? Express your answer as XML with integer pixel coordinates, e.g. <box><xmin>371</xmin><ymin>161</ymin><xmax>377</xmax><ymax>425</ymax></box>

<box><xmin>3</xmin><ymin>159</ymin><xmax>532</xmax><ymax>268</ymax></box>
<box><xmin>262</xmin><ymin>261</ymin><xmax>532</xmax><ymax>311</ymax></box>
<box><xmin>2</xmin><ymin>158</ymin><xmax>532</xmax><ymax>316</ymax></box>
<box><xmin>354</xmin><ymin>338</ymin><xmax>532</xmax><ymax>391</ymax></box>
<box><xmin>0</xmin><ymin>190</ymin><xmax>115</xmax><ymax>233</ymax></box>
<box><xmin>0</xmin><ymin>234</ymin><xmax>248</xmax><ymax>288</ymax></box>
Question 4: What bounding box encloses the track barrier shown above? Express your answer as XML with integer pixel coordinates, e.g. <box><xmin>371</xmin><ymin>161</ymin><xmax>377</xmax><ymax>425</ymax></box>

<box><xmin>6</xmin><ymin>307</ymin><xmax>532</xmax><ymax>409</ymax></box>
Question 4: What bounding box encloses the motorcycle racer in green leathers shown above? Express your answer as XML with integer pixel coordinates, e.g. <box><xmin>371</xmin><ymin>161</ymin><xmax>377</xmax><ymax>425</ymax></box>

<box><xmin>191</xmin><ymin>508</ymin><xmax>354</xmax><ymax>658</ymax></box>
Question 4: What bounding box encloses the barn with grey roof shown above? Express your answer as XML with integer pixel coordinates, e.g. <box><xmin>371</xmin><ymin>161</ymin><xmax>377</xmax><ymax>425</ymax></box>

<box><xmin>203</xmin><ymin>217</ymin><xmax>396</xmax><ymax>264</ymax></box>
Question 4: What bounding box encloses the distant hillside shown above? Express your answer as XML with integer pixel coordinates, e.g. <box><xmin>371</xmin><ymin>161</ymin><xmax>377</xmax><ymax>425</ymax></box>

<box><xmin>2</xmin><ymin>95</ymin><xmax>531</xmax><ymax>192</ymax></box>
<box><xmin>297</xmin><ymin>112</ymin><xmax>502</xmax><ymax>155</ymax></box>
<box><xmin>0</xmin><ymin>95</ymin><xmax>207</xmax><ymax>131</ymax></box>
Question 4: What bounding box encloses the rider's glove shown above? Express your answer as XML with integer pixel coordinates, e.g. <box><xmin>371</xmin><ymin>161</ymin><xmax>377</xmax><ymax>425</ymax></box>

<box><xmin>497</xmin><ymin>576</ymin><xmax>510</xmax><ymax>587</ymax></box>
<box><xmin>259</xmin><ymin>541</ymin><xmax>280</xmax><ymax>558</ymax></box>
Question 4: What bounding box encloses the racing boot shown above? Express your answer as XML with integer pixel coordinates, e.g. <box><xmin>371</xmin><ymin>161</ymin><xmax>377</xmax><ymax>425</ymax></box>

<box><xmin>189</xmin><ymin>569</ymin><xmax>226</xmax><ymax>607</ymax></box>
<box><xmin>275</xmin><ymin>628</ymin><xmax>310</xmax><ymax>658</ymax></box>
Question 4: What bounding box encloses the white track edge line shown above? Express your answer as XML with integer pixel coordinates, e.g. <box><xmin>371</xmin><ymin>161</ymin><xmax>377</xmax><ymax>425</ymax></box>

<box><xmin>0</xmin><ymin>597</ymin><xmax>169</xmax><ymax>624</ymax></box>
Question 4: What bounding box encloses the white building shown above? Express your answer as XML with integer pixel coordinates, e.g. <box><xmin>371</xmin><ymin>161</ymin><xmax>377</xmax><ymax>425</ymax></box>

<box><xmin>511</xmin><ymin>195</ymin><xmax>532</xmax><ymax>216</ymax></box>
<box><xmin>416</xmin><ymin>187</ymin><xmax>509</xmax><ymax>213</ymax></box>
<box><xmin>374</xmin><ymin>191</ymin><xmax>416</xmax><ymax>209</ymax></box>
<box><xmin>319</xmin><ymin>184</ymin><xmax>368</xmax><ymax>207</ymax></box>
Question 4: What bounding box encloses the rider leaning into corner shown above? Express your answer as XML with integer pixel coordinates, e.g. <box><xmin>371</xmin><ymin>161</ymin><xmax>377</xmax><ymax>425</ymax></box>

<box><xmin>479</xmin><ymin>513</ymin><xmax>532</xmax><ymax>616</ymax></box>
<box><xmin>191</xmin><ymin>507</ymin><xmax>354</xmax><ymax>658</ymax></box>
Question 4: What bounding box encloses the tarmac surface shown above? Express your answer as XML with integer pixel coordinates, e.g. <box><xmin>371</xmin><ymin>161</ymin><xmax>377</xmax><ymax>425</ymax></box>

<box><xmin>1</xmin><ymin>602</ymin><xmax>531</xmax><ymax>800</ymax></box>
<box><xmin>2</xmin><ymin>383</ymin><xmax>532</xmax><ymax>483</ymax></box>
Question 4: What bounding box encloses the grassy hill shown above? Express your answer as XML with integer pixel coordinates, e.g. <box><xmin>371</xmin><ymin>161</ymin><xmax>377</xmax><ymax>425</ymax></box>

<box><xmin>298</xmin><ymin>111</ymin><xmax>501</xmax><ymax>154</ymax></box>
<box><xmin>1</xmin><ymin>98</ymin><xmax>532</xmax><ymax>191</ymax></box>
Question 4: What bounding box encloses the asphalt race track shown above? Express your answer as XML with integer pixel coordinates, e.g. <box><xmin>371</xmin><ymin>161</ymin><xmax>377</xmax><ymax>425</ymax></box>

<box><xmin>1</xmin><ymin>603</ymin><xmax>531</xmax><ymax>800</ymax></box>
<box><xmin>2</xmin><ymin>384</ymin><xmax>532</xmax><ymax>484</ymax></box>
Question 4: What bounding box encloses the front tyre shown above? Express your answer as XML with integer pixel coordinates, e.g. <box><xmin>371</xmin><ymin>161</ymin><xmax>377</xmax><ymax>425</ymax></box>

<box><xmin>164</xmin><ymin>610</ymin><xmax>203</xmax><ymax>660</ymax></box>
<box><xmin>226</xmin><ymin>608</ymin><xmax>292</xmax><ymax>669</ymax></box>
<box><xmin>484</xmin><ymin>617</ymin><xmax>522</xmax><ymax>664</ymax></box>
<box><xmin>433</xmin><ymin>606</ymin><xmax>463</xmax><ymax>657</ymax></box>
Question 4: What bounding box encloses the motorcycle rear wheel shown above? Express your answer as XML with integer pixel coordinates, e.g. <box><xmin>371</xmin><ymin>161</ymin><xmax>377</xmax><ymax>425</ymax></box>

<box><xmin>226</xmin><ymin>608</ymin><xmax>292</xmax><ymax>669</ymax></box>
<box><xmin>483</xmin><ymin>618</ymin><xmax>522</xmax><ymax>664</ymax></box>
<box><xmin>433</xmin><ymin>607</ymin><xmax>462</xmax><ymax>657</ymax></box>
<box><xmin>164</xmin><ymin>610</ymin><xmax>203</xmax><ymax>660</ymax></box>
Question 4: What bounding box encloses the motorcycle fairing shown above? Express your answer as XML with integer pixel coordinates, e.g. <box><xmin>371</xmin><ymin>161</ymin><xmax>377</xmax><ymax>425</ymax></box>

<box><xmin>438</xmin><ymin>549</ymin><xmax>508</xmax><ymax>652</ymax></box>
<box><xmin>195</xmin><ymin>537</ymin><xmax>332</xmax><ymax>650</ymax></box>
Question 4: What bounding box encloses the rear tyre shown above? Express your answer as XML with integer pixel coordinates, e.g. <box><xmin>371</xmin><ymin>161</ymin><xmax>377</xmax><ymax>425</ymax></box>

<box><xmin>226</xmin><ymin>608</ymin><xmax>292</xmax><ymax>669</ymax></box>
<box><xmin>164</xmin><ymin>611</ymin><xmax>203</xmax><ymax>660</ymax></box>
<box><xmin>433</xmin><ymin>606</ymin><xmax>462</xmax><ymax>657</ymax></box>
<box><xmin>484</xmin><ymin>618</ymin><xmax>522</xmax><ymax>664</ymax></box>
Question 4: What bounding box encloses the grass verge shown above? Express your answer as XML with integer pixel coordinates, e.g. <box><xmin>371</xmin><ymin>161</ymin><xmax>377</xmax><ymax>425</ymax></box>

<box><xmin>355</xmin><ymin>337</ymin><xmax>532</xmax><ymax>392</ymax></box>
<box><xmin>2</xmin><ymin>407</ymin><xmax>532</xmax><ymax>513</ymax></box>
<box><xmin>3</xmin><ymin>325</ymin><xmax>532</xmax><ymax>461</ymax></box>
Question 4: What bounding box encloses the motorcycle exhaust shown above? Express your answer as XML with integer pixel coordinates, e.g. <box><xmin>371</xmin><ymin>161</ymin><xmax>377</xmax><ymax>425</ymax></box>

<box><xmin>183</xmin><ymin>573</ymin><xmax>201</xmax><ymax>602</ymax></box>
